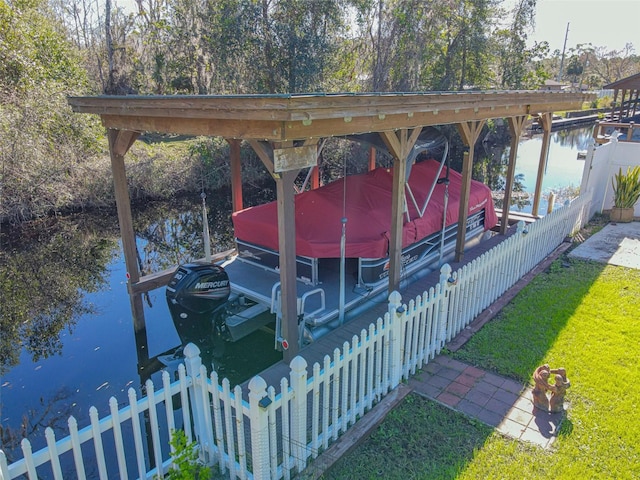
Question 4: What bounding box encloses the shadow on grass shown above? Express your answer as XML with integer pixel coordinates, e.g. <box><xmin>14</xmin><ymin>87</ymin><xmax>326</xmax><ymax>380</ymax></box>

<box><xmin>319</xmin><ymin>217</ymin><xmax>640</xmax><ymax>478</ymax></box>
<box><xmin>323</xmin><ymin>254</ymin><xmax>612</xmax><ymax>479</ymax></box>
<box><xmin>322</xmin><ymin>394</ymin><xmax>494</xmax><ymax>480</ymax></box>
<box><xmin>450</xmin><ymin>257</ymin><xmax>607</xmax><ymax>383</ymax></box>
<box><xmin>557</xmin><ymin>417</ymin><xmax>574</xmax><ymax>438</ymax></box>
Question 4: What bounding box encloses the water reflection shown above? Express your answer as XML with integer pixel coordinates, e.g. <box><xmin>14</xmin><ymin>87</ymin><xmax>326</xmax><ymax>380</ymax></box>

<box><xmin>552</xmin><ymin>125</ymin><xmax>595</xmax><ymax>151</ymax></box>
<box><xmin>0</xmin><ymin>217</ymin><xmax>117</xmax><ymax>374</ymax></box>
<box><xmin>507</xmin><ymin>125</ymin><xmax>593</xmax><ymax>212</ymax></box>
<box><xmin>0</xmin><ymin>387</ymin><xmax>77</xmax><ymax>465</ymax></box>
<box><xmin>0</xmin><ymin>201</ymin><xmax>280</xmax><ymax>464</ymax></box>
<box><xmin>131</xmin><ymin>198</ymin><xmax>235</xmax><ymax>274</ymax></box>
<box><xmin>476</xmin><ymin>125</ymin><xmax>531</xmax><ymax>211</ymax></box>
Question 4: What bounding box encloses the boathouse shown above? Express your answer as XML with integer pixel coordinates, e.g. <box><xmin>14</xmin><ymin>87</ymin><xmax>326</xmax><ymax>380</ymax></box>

<box><xmin>3</xmin><ymin>89</ymin><xmax>600</xmax><ymax>480</ymax></box>
<box><xmin>68</xmin><ymin>91</ymin><xmax>589</xmax><ymax>360</ymax></box>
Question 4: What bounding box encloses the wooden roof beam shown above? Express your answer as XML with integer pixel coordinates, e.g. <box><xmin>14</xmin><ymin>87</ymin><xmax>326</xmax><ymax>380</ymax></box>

<box><xmin>247</xmin><ymin>140</ymin><xmax>277</xmax><ymax>178</ymax></box>
<box><xmin>69</xmin><ymin>91</ymin><xmax>593</xmax><ymax>142</ymax></box>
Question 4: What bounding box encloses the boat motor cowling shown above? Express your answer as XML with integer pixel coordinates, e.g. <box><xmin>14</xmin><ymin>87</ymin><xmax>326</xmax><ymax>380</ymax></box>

<box><xmin>166</xmin><ymin>263</ymin><xmax>231</xmax><ymax>315</ymax></box>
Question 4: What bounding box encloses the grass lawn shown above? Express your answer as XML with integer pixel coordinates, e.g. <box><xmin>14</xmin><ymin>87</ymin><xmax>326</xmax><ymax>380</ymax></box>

<box><xmin>323</xmin><ymin>256</ymin><xmax>640</xmax><ymax>479</ymax></box>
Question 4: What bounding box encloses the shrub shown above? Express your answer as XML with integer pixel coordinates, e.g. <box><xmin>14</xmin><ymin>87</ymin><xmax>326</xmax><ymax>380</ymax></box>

<box><xmin>160</xmin><ymin>429</ymin><xmax>211</xmax><ymax>480</ymax></box>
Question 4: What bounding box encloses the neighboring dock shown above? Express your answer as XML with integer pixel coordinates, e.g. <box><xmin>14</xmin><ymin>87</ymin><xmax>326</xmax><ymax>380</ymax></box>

<box><xmin>528</xmin><ymin>113</ymin><xmax>600</xmax><ymax>133</ymax></box>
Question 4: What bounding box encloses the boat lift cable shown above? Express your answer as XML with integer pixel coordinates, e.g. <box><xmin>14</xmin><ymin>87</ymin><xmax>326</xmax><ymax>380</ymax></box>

<box><xmin>339</xmin><ymin>155</ymin><xmax>347</xmax><ymax>326</ymax></box>
<box><xmin>437</xmin><ymin>152</ymin><xmax>451</xmax><ymax>264</ymax></box>
<box><xmin>201</xmin><ymin>182</ymin><xmax>212</xmax><ymax>262</ymax></box>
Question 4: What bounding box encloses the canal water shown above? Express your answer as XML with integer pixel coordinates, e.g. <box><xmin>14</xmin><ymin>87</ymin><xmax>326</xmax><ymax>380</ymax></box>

<box><xmin>0</xmin><ymin>126</ymin><xmax>593</xmax><ymax>460</ymax></box>
<box><xmin>513</xmin><ymin>126</ymin><xmax>592</xmax><ymax>212</ymax></box>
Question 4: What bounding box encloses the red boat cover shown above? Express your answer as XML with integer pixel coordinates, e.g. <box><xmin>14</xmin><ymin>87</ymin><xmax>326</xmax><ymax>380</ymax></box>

<box><xmin>232</xmin><ymin>159</ymin><xmax>498</xmax><ymax>259</ymax></box>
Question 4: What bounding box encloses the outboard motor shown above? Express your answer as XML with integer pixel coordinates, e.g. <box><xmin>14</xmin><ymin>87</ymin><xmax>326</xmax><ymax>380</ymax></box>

<box><xmin>166</xmin><ymin>263</ymin><xmax>232</xmax><ymax>356</ymax></box>
<box><xmin>166</xmin><ymin>263</ymin><xmax>231</xmax><ymax>314</ymax></box>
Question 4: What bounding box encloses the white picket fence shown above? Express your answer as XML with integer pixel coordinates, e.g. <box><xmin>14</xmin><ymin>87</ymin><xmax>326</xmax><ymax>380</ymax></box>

<box><xmin>0</xmin><ymin>194</ymin><xmax>591</xmax><ymax>480</ymax></box>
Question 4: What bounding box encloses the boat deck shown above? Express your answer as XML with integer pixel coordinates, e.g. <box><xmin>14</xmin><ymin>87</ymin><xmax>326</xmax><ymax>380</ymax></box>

<box><xmin>221</xmin><ymin>212</ymin><xmax>488</xmax><ymax>342</ymax></box>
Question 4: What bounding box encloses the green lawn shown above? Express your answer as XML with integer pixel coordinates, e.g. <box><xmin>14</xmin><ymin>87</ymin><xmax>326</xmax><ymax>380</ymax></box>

<box><xmin>323</xmin><ymin>256</ymin><xmax>640</xmax><ymax>479</ymax></box>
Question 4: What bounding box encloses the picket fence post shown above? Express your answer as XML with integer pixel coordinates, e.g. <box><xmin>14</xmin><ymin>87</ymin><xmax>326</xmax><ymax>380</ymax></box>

<box><xmin>290</xmin><ymin>355</ymin><xmax>308</xmax><ymax>473</ymax></box>
<box><xmin>183</xmin><ymin>343</ymin><xmax>211</xmax><ymax>463</ymax></box>
<box><xmin>249</xmin><ymin>376</ymin><xmax>271</xmax><ymax>480</ymax></box>
<box><xmin>514</xmin><ymin>221</ymin><xmax>526</xmax><ymax>279</ymax></box>
<box><xmin>0</xmin><ymin>449</ymin><xmax>9</xmax><ymax>480</ymax></box>
<box><xmin>438</xmin><ymin>264</ymin><xmax>452</xmax><ymax>349</ymax></box>
<box><xmin>387</xmin><ymin>291</ymin><xmax>403</xmax><ymax>389</ymax></box>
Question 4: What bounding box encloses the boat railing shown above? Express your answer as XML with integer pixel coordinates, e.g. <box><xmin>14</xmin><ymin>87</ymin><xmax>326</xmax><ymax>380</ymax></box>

<box><xmin>270</xmin><ymin>281</ymin><xmax>281</xmax><ymax>315</ymax></box>
<box><xmin>270</xmin><ymin>282</ymin><xmax>284</xmax><ymax>349</ymax></box>
<box><xmin>406</xmin><ymin>142</ymin><xmax>449</xmax><ymax>219</ymax></box>
<box><xmin>298</xmin><ymin>288</ymin><xmax>326</xmax><ymax>325</ymax></box>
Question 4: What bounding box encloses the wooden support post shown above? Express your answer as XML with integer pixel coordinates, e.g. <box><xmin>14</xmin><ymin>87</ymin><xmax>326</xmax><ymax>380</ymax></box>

<box><xmin>532</xmin><ymin>113</ymin><xmax>552</xmax><ymax>217</ymax></box>
<box><xmin>455</xmin><ymin>120</ymin><xmax>485</xmax><ymax>262</ymax></box>
<box><xmin>277</xmin><ymin>169</ymin><xmax>299</xmax><ymax>361</ymax></box>
<box><xmin>130</xmin><ymin>293</ymin><xmax>150</xmax><ymax>373</ymax></box>
<box><xmin>228</xmin><ymin>139</ymin><xmax>243</xmax><ymax>212</ymax></box>
<box><xmin>247</xmin><ymin>139</ymin><xmax>300</xmax><ymax>358</ymax></box>
<box><xmin>107</xmin><ymin>129</ymin><xmax>140</xmax><ymax>285</ymax></box>
<box><xmin>368</xmin><ymin>146</ymin><xmax>376</xmax><ymax>171</ymax></box>
<box><xmin>389</xmin><ymin>131</ymin><xmax>407</xmax><ymax>294</ymax></box>
<box><xmin>547</xmin><ymin>191</ymin><xmax>556</xmax><ymax>214</ymax></box>
<box><xmin>380</xmin><ymin>128</ymin><xmax>422</xmax><ymax>293</ymax></box>
<box><xmin>501</xmin><ymin>116</ymin><xmax>528</xmax><ymax>234</ymax></box>
<box><xmin>311</xmin><ymin>142</ymin><xmax>321</xmax><ymax>189</ymax></box>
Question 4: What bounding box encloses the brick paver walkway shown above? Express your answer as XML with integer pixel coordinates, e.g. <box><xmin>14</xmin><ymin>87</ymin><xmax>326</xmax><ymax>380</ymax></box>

<box><xmin>409</xmin><ymin>355</ymin><xmax>565</xmax><ymax>449</ymax></box>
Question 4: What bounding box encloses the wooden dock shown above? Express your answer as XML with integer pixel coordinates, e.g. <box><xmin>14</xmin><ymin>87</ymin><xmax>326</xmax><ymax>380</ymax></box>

<box><xmin>527</xmin><ymin>113</ymin><xmax>599</xmax><ymax>133</ymax></box>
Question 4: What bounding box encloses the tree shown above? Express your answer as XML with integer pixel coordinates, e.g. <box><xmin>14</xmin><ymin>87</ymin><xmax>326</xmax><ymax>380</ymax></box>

<box><xmin>0</xmin><ymin>219</ymin><xmax>114</xmax><ymax>373</ymax></box>
<box><xmin>588</xmin><ymin>43</ymin><xmax>639</xmax><ymax>86</ymax></box>
<box><xmin>0</xmin><ymin>0</ymin><xmax>88</xmax><ymax>93</ymax></box>
<box><xmin>263</xmin><ymin>0</ymin><xmax>348</xmax><ymax>92</ymax></box>
<box><xmin>428</xmin><ymin>0</ymin><xmax>495</xmax><ymax>91</ymax></box>
<box><xmin>496</xmin><ymin>0</ymin><xmax>537</xmax><ymax>88</ymax></box>
<box><xmin>0</xmin><ymin>0</ymin><xmax>103</xmax><ymax>222</ymax></box>
<box><xmin>566</xmin><ymin>55</ymin><xmax>583</xmax><ymax>83</ymax></box>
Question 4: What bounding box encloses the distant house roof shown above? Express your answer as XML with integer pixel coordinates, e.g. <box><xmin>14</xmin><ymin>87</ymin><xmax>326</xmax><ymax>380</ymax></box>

<box><xmin>543</xmin><ymin>80</ymin><xmax>567</xmax><ymax>88</ymax></box>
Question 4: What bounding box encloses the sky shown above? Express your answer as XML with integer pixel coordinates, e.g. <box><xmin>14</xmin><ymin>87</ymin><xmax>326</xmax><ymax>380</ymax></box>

<box><xmin>525</xmin><ymin>0</ymin><xmax>639</xmax><ymax>53</ymax></box>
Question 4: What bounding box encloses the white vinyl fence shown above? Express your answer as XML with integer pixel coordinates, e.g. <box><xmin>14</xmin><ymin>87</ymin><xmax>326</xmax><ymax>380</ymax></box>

<box><xmin>0</xmin><ymin>194</ymin><xmax>591</xmax><ymax>480</ymax></box>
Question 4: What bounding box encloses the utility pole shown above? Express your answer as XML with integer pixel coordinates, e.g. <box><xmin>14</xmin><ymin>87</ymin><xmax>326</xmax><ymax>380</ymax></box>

<box><xmin>557</xmin><ymin>22</ymin><xmax>570</xmax><ymax>82</ymax></box>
